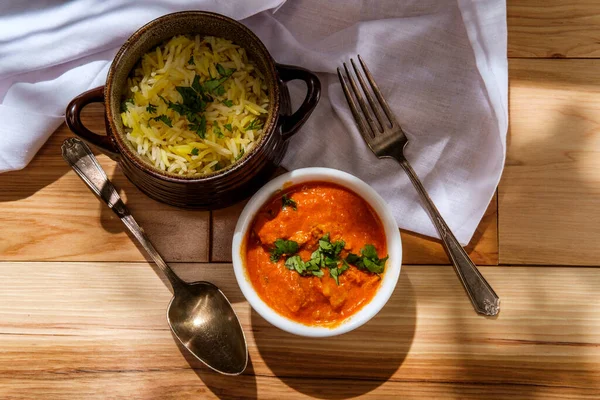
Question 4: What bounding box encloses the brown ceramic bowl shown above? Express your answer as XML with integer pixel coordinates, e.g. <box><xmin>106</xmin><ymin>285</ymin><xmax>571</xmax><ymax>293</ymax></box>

<box><xmin>65</xmin><ymin>11</ymin><xmax>320</xmax><ymax>209</ymax></box>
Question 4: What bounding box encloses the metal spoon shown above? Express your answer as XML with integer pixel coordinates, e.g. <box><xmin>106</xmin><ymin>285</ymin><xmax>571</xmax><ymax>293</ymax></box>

<box><xmin>61</xmin><ymin>137</ymin><xmax>247</xmax><ymax>375</ymax></box>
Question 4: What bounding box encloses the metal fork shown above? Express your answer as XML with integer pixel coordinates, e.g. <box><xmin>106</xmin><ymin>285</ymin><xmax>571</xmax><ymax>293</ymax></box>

<box><xmin>338</xmin><ymin>56</ymin><xmax>500</xmax><ymax>316</ymax></box>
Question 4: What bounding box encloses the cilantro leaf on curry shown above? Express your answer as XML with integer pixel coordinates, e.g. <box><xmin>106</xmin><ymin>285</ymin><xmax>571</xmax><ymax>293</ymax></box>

<box><xmin>281</xmin><ymin>194</ymin><xmax>297</xmax><ymax>211</ymax></box>
<box><xmin>270</xmin><ymin>233</ymin><xmax>364</xmax><ymax>285</ymax></box>
<box><xmin>329</xmin><ymin>260</ymin><xmax>350</xmax><ymax>285</ymax></box>
<box><xmin>345</xmin><ymin>244</ymin><xmax>388</xmax><ymax>274</ymax></box>
<box><xmin>270</xmin><ymin>239</ymin><xmax>300</xmax><ymax>262</ymax></box>
<box><xmin>284</xmin><ymin>255</ymin><xmax>306</xmax><ymax>274</ymax></box>
<box><xmin>270</xmin><ymin>233</ymin><xmax>387</xmax><ymax>284</ymax></box>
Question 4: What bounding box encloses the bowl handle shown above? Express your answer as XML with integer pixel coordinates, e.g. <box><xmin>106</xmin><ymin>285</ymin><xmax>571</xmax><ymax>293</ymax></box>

<box><xmin>276</xmin><ymin>64</ymin><xmax>321</xmax><ymax>141</ymax></box>
<box><xmin>65</xmin><ymin>86</ymin><xmax>120</xmax><ymax>160</ymax></box>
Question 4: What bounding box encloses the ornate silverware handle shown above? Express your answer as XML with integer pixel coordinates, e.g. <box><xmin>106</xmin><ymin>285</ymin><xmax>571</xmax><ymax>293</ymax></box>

<box><xmin>61</xmin><ymin>138</ymin><xmax>184</xmax><ymax>291</ymax></box>
<box><xmin>399</xmin><ymin>158</ymin><xmax>500</xmax><ymax>316</ymax></box>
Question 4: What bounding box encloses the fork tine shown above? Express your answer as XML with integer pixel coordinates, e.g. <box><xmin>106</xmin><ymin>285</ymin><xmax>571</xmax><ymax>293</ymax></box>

<box><xmin>337</xmin><ymin>67</ymin><xmax>376</xmax><ymax>146</ymax></box>
<box><xmin>350</xmin><ymin>58</ymin><xmax>387</xmax><ymax>130</ymax></box>
<box><xmin>358</xmin><ymin>55</ymin><xmax>398</xmax><ymax>127</ymax></box>
<box><xmin>342</xmin><ymin>62</ymin><xmax>381</xmax><ymax>136</ymax></box>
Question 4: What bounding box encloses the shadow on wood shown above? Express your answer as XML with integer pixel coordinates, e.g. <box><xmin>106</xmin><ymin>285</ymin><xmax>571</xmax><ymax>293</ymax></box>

<box><xmin>171</xmin><ymin>330</ymin><xmax>258</xmax><ymax>400</ymax></box>
<box><xmin>93</xmin><ymin>162</ymin><xmax>211</xmax><ymax>262</ymax></box>
<box><xmin>251</xmin><ymin>272</ymin><xmax>417</xmax><ymax>399</ymax></box>
<box><xmin>501</xmin><ymin>62</ymin><xmax>600</xmax><ymax>265</ymax></box>
<box><xmin>0</xmin><ymin>139</ymin><xmax>70</xmax><ymax>203</ymax></box>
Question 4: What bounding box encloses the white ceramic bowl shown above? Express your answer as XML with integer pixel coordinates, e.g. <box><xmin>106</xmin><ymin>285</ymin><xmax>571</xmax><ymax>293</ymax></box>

<box><xmin>232</xmin><ymin>167</ymin><xmax>402</xmax><ymax>337</ymax></box>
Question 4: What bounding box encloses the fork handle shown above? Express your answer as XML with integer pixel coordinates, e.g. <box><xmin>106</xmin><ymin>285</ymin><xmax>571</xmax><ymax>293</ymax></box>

<box><xmin>398</xmin><ymin>158</ymin><xmax>500</xmax><ymax>316</ymax></box>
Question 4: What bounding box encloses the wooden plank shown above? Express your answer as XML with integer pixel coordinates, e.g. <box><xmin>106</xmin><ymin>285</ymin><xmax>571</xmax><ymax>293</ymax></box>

<box><xmin>500</xmin><ymin>59</ymin><xmax>600</xmax><ymax>264</ymax></box>
<box><xmin>0</xmin><ymin>262</ymin><xmax>598</xmax><ymax>399</ymax></box>
<box><xmin>508</xmin><ymin>0</ymin><xmax>600</xmax><ymax>58</ymax></box>
<box><xmin>212</xmin><ymin>196</ymin><xmax>498</xmax><ymax>265</ymax></box>
<box><xmin>0</xmin><ymin>104</ymin><xmax>210</xmax><ymax>262</ymax></box>
<box><xmin>3</xmin><ymin>371</ymin><xmax>598</xmax><ymax>400</ymax></box>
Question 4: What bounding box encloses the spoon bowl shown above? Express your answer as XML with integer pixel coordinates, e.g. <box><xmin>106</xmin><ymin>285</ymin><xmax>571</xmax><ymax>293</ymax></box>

<box><xmin>168</xmin><ymin>282</ymin><xmax>247</xmax><ymax>375</ymax></box>
<box><xmin>62</xmin><ymin>138</ymin><xmax>248</xmax><ymax>375</ymax></box>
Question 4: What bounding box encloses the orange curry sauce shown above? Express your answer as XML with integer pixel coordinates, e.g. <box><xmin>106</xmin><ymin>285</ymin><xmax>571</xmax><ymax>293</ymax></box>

<box><xmin>244</xmin><ymin>182</ymin><xmax>387</xmax><ymax>326</ymax></box>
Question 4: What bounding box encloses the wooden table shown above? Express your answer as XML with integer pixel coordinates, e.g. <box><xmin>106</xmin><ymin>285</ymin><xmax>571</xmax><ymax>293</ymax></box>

<box><xmin>1</xmin><ymin>3</ymin><xmax>600</xmax><ymax>399</ymax></box>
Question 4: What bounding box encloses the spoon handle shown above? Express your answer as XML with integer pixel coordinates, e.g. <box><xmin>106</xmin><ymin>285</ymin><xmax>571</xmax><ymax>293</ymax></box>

<box><xmin>61</xmin><ymin>138</ymin><xmax>184</xmax><ymax>291</ymax></box>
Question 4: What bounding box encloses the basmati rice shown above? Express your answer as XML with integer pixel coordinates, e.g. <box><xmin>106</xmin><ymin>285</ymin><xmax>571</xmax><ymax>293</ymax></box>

<box><xmin>120</xmin><ymin>35</ymin><xmax>269</xmax><ymax>176</ymax></box>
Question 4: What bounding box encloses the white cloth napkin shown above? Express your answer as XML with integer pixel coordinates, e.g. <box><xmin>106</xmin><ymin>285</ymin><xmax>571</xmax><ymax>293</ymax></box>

<box><xmin>0</xmin><ymin>0</ymin><xmax>507</xmax><ymax>245</ymax></box>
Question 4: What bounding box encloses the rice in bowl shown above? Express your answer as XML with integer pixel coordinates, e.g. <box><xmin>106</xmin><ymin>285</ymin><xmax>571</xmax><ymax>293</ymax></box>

<box><xmin>120</xmin><ymin>35</ymin><xmax>269</xmax><ymax>176</ymax></box>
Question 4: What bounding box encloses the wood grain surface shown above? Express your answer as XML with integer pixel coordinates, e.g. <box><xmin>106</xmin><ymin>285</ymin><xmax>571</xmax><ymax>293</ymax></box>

<box><xmin>500</xmin><ymin>59</ymin><xmax>600</xmax><ymax>265</ymax></box>
<box><xmin>1</xmin><ymin>262</ymin><xmax>598</xmax><ymax>400</ymax></box>
<box><xmin>508</xmin><ymin>1</ymin><xmax>600</xmax><ymax>58</ymax></box>
<box><xmin>0</xmin><ymin>106</ymin><xmax>210</xmax><ymax>262</ymax></box>
<box><xmin>2</xmin><ymin>3</ymin><xmax>600</xmax><ymax>399</ymax></box>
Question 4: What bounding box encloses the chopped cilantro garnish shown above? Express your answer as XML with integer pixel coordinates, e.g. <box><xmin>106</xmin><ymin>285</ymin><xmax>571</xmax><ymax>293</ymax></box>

<box><xmin>120</xmin><ymin>98</ymin><xmax>134</xmax><ymax>112</ymax></box>
<box><xmin>190</xmin><ymin>147</ymin><xmax>199</xmax><ymax>156</ymax></box>
<box><xmin>284</xmin><ymin>255</ymin><xmax>306</xmax><ymax>274</ymax></box>
<box><xmin>361</xmin><ymin>244</ymin><xmax>378</xmax><ymax>259</ymax></box>
<box><xmin>216</xmin><ymin>63</ymin><xmax>235</xmax><ymax>77</ymax></box>
<box><xmin>190</xmin><ymin>74</ymin><xmax>205</xmax><ymax>96</ymax></box>
<box><xmin>159</xmin><ymin>74</ymin><xmax>231</xmax><ymax>139</ymax></box>
<box><xmin>203</xmin><ymin>76</ymin><xmax>228</xmax><ymax>96</ymax></box>
<box><xmin>213</xmin><ymin>161</ymin><xmax>222</xmax><ymax>171</ymax></box>
<box><xmin>281</xmin><ymin>194</ymin><xmax>297</xmax><ymax>211</ymax></box>
<box><xmin>345</xmin><ymin>244</ymin><xmax>388</xmax><ymax>274</ymax></box>
<box><xmin>270</xmin><ymin>239</ymin><xmax>299</xmax><ymax>262</ymax></box>
<box><xmin>270</xmin><ymin>234</ymin><xmax>385</xmax><ymax>284</ymax></box>
<box><xmin>222</xmin><ymin>99</ymin><xmax>234</xmax><ymax>107</ymax></box>
<box><xmin>345</xmin><ymin>253</ymin><xmax>361</xmax><ymax>265</ymax></box>
<box><xmin>224</xmin><ymin>123</ymin><xmax>233</xmax><ymax>132</ymax></box>
<box><xmin>270</xmin><ymin>233</ymin><xmax>351</xmax><ymax>285</ymax></box>
<box><xmin>311</xmin><ymin>269</ymin><xmax>324</xmax><ymax>278</ymax></box>
<box><xmin>318</xmin><ymin>233</ymin><xmax>345</xmax><ymax>258</ymax></box>
<box><xmin>188</xmin><ymin>55</ymin><xmax>195</xmax><ymax>65</ymax></box>
<box><xmin>190</xmin><ymin>114</ymin><xmax>206</xmax><ymax>138</ymax></box>
<box><xmin>245</xmin><ymin>119</ymin><xmax>263</xmax><ymax>131</ymax></box>
<box><xmin>235</xmin><ymin>148</ymin><xmax>245</xmax><ymax>161</ymax></box>
<box><xmin>146</xmin><ymin>104</ymin><xmax>157</xmax><ymax>114</ymax></box>
<box><xmin>213</xmin><ymin>125</ymin><xmax>224</xmax><ymax>138</ymax></box>
<box><xmin>329</xmin><ymin>261</ymin><xmax>350</xmax><ymax>285</ymax></box>
<box><xmin>214</xmin><ymin>84</ymin><xmax>226</xmax><ymax>96</ymax></box>
<box><xmin>151</xmin><ymin>115</ymin><xmax>172</xmax><ymax>127</ymax></box>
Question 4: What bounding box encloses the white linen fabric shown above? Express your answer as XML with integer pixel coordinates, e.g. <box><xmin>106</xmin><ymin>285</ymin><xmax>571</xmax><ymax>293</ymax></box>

<box><xmin>0</xmin><ymin>0</ymin><xmax>507</xmax><ymax>245</ymax></box>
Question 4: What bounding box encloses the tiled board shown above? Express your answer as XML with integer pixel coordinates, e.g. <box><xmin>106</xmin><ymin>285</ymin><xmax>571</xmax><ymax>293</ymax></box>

<box><xmin>1</xmin><ymin>262</ymin><xmax>598</xmax><ymax>399</ymax></box>
<box><xmin>500</xmin><ymin>59</ymin><xmax>600</xmax><ymax>265</ymax></box>
<box><xmin>508</xmin><ymin>0</ymin><xmax>600</xmax><ymax>58</ymax></box>
<box><xmin>211</xmin><ymin>194</ymin><xmax>498</xmax><ymax>265</ymax></box>
<box><xmin>0</xmin><ymin>104</ymin><xmax>210</xmax><ymax>262</ymax></box>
